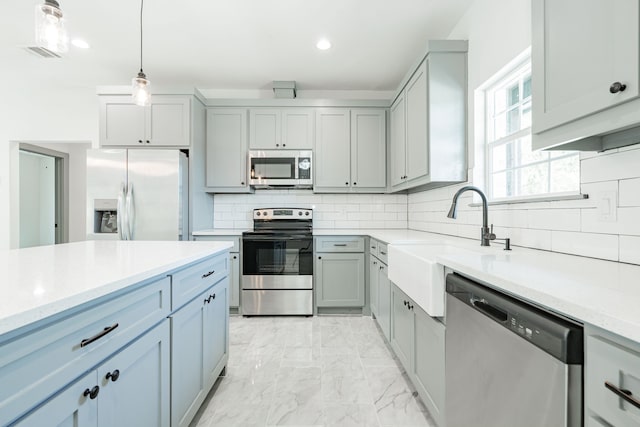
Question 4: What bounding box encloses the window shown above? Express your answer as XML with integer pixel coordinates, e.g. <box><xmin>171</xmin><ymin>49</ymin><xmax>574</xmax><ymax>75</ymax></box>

<box><xmin>484</xmin><ymin>55</ymin><xmax>579</xmax><ymax>201</ymax></box>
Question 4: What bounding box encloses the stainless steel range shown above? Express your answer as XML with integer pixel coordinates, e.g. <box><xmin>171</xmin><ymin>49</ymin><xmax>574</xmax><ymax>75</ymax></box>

<box><xmin>242</xmin><ymin>208</ymin><xmax>313</xmax><ymax>315</ymax></box>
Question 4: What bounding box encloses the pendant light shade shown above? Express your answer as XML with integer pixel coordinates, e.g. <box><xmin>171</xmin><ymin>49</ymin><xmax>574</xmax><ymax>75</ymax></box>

<box><xmin>35</xmin><ymin>0</ymin><xmax>68</xmax><ymax>53</ymax></box>
<box><xmin>132</xmin><ymin>0</ymin><xmax>150</xmax><ymax>106</ymax></box>
<box><xmin>132</xmin><ymin>71</ymin><xmax>151</xmax><ymax>106</ymax></box>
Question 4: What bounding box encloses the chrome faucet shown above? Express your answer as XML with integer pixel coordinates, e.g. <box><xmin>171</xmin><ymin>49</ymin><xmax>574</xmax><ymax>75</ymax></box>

<box><xmin>446</xmin><ymin>186</ymin><xmax>494</xmax><ymax>247</ymax></box>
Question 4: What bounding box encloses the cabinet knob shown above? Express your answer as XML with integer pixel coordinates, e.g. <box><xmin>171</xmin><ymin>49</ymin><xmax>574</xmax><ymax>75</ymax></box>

<box><xmin>318</xmin><ymin>256</ymin><xmax>322</xmax><ymax>260</ymax></box>
<box><xmin>106</xmin><ymin>370</ymin><xmax>120</xmax><ymax>382</ymax></box>
<box><xmin>283</xmin><ymin>144</ymin><xmax>286</xmax><ymax>147</ymax></box>
<box><xmin>241</xmin><ymin>182</ymin><xmax>245</xmax><ymax>185</ymax></box>
<box><xmin>83</xmin><ymin>385</ymin><xmax>100</xmax><ymax>400</ymax></box>
<box><xmin>276</xmin><ymin>144</ymin><xmax>280</xmax><ymax>147</ymax></box>
<box><xmin>610</xmin><ymin>82</ymin><xmax>627</xmax><ymax>94</ymax></box>
<box><xmin>145</xmin><ymin>140</ymin><xmax>150</xmax><ymax>144</ymax></box>
<box><xmin>233</xmin><ymin>255</ymin><xmax>237</xmax><ymax>259</ymax></box>
<box><xmin>403</xmin><ymin>300</ymin><xmax>408</xmax><ymax>306</ymax></box>
<box><xmin>210</xmin><ymin>293</ymin><xmax>216</xmax><ymax>300</ymax></box>
<box><xmin>373</xmin><ymin>261</ymin><xmax>377</xmax><ymax>265</ymax></box>
<box><xmin>379</xmin><ymin>265</ymin><xmax>384</xmax><ymax>270</ymax></box>
<box><xmin>138</xmin><ymin>140</ymin><xmax>143</xmax><ymax>144</ymax></box>
<box><xmin>353</xmin><ymin>182</ymin><xmax>357</xmax><ymax>186</ymax></box>
<box><xmin>345</xmin><ymin>182</ymin><xmax>349</xmax><ymax>186</ymax></box>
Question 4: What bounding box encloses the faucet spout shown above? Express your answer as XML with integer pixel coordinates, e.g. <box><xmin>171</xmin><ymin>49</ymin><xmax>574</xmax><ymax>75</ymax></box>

<box><xmin>447</xmin><ymin>186</ymin><xmax>492</xmax><ymax>246</ymax></box>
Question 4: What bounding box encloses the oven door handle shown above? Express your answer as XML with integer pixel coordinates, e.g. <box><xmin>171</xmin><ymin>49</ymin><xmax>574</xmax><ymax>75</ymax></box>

<box><xmin>243</xmin><ymin>235</ymin><xmax>312</xmax><ymax>241</ymax></box>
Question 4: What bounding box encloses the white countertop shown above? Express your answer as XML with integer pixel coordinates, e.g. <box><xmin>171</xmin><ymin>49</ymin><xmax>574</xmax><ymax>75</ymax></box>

<box><xmin>0</xmin><ymin>240</ymin><xmax>233</xmax><ymax>336</ymax></box>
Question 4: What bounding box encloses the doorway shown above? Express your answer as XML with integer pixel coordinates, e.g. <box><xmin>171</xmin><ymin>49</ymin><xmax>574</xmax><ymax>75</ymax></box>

<box><xmin>18</xmin><ymin>144</ymin><xmax>69</xmax><ymax>248</ymax></box>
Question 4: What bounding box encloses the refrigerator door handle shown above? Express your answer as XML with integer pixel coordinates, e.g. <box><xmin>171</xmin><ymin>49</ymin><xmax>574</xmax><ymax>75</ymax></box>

<box><xmin>126</xmin><ymin>182</ymin><xmax>135</xmax><ymax>240</ymax></box>
<box><xmin>117</xmin><ymin>183</ymin><xmax>126</xmax><ymax>240</ymax></box>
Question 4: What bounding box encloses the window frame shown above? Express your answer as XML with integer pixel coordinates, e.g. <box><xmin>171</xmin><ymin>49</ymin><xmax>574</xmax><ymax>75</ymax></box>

<box><xmin>481</xmin><ymin>51</ymin><xmax>581</xmax><ymax>203</ymax></box>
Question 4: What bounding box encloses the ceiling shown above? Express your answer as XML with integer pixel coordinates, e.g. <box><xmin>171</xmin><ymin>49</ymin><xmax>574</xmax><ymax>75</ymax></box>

<box><xmin>2</xmin><ymin>0</ymin><xmax>474</xmax><ymax>95</ymax></box>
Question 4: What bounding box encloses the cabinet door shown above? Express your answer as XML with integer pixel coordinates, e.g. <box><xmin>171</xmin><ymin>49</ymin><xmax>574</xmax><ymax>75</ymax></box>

<box><xmin>314</xmin><ymin>109</ymin><xmax>351</xmax><ymax>191</ymax></box>
<box><xmin>350</xmin><ymin>109</ymin><xmax>386</xmax><ymax>191</ymax></box>
<box><xmin>282</xmin><ymin>109</ymin><xmax>314</xmax><ymax>149</ymax></box>
<box><xmin>532</xmin><ymin>0</ymin><xmax>639</xmax><ymax>134</ymax></box>
<box><xmin>249</xmin><ymin>109</ymin><xmax>281</xmax><ymax>149</ymax></box>
<box><xmin>206</xmin><ymin>108</ymin><xmax>249</xmax><ymax>190</ymax></box>
<box><xmin>369</xmin><ymin>257</ymin><xmax>380</xmax><ymax>316</ymax></box>
<box><xmin>229</xmin><ymin>253</ymin><xmax>240</xmax><ymax>308</ymax></box>
<box><xmin>97</xmin><ymin>320</ymin><xmax>170</xmax><ymax>427</ymax></box>
<box><xmin>170</xmin><ymin>294</ymin><xmax>207</xmax><ymax>427</ymax></box>
<box><xmin>390</xmin><ymin>285</ymin><xmax>413</xmax><ymax>371</ymax></box>
<box><xmin>413</xmin><ymin>307</ymin><xmax>445</xmax><ymax>427</ymax></box>
<box><xmin>99</xmin><ymin>96</ymin><xmax>146</xmax><ymax>147</ymax></box>
<box><xmin>315</xmin><ymin>253</ymin><xmax>365</xmax><ymax>307</ymax></box>
<box><xmin>13</xmin><ymin>371</ymin><xmax>98</xmax><ymax>427</ymax></box>
<box><xmin>146</xmin><ymin>96</ymin><xmax>191</xmax><ymax>147</ymax></box>
<box><xmin>377</xmin><ymin>263</ymin><xmax>391</xmax><ymax>341</ymax></box>
<box><xmin>203</xmin><ymin>279</ymin><xmax>229</xmax><ymax>391</ymax></box>
<box><xmin>390</xmin><ymin>92</ymin><xmax>407</xmax><ymax>188</ymax></box>
<box><xmin>405</xmin><ymin>61</ymin><xmax>428</xmax><ymax>182</ymax></box>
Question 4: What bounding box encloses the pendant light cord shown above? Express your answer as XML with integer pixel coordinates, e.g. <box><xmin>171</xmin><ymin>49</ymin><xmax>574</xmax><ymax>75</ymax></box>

<box><xmin>139</xmin><ymin>0</ymin><xmax>144</xmax><ymax>73</ymax></box>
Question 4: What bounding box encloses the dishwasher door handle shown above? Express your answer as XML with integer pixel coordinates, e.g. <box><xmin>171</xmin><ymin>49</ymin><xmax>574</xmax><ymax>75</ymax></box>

<box><xmin>605</xmin><ymin>381</ymin><xmax>640</xmax><ymax>410</ymax></box>
<box><xmin>471</xmin><ymin>298</ymin><xmax>508</xmax><ymax>323</ymax></box>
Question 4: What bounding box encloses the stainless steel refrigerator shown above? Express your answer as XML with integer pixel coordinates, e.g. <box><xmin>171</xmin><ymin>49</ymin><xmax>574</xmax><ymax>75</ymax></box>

<box><xmin>86</xmin><ymin>149</ymin><xmax>188</xmax><ymax>241</ymax></box>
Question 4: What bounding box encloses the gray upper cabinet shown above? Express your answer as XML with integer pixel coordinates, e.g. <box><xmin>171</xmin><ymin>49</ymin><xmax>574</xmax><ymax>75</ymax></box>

<box><xmin>249</xmin><ymin>108</ymin><xmax>314</xmax><ymax>150</ymax></box>
<box><xmin>390</xmin><ymin>92</ymin><xmax>407</xmax><ymax>189</ymax></box>
<box><xmin>389</xmin><ymin>41</ymin><xmax>467</xmax><ymax>192</ymax></box>
<box><xmin>99</xmin><ymin>95</ymin><xmax>191</xmax><ymax>147</ymax></box>
<box><xmin>205</xmin><ymin>108</ymin><xmax>250</xmax><ymax>193</ymax></box>
<box><xmin>532</xmin><ymin>0</ymin><xmax>640</xmax><ymax>151</ymax></box>
<box><xmin>314</xmin><ymin>108</ymin><xmax>386</xmax><ymax>193</ymax></box>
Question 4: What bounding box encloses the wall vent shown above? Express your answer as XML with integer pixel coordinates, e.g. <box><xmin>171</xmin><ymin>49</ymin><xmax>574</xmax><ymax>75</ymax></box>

<box><xmin>24</xmin><ymin>46</ymin><xmax>62</xmax><ymax>58</ymax></box>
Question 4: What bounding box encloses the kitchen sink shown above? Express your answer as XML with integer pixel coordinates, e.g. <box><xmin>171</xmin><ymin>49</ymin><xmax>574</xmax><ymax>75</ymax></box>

<box><xmin>388</xmin><ymin>244</ymin><xmax>473</xmax><ymax>317</ymax></box>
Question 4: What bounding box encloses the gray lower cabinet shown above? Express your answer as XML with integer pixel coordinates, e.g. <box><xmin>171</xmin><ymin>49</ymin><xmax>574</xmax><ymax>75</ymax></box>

<box><xmin>390</xmin><ymin>283</ymin><xmax>445</xmax><ymax>427</ymax></box>
<box><xmin>170</xmin><ymin>278</ymin><xmax>228</xmax><ymax>427</ymax></box>
<box><xmin>376</xmin><ymin>262</ymin><xmax>391</xmax><ymax>341</ymax></box>
<box><xmin>369</xmin><ymin>238</ymin><xmax>391</xmax><ymax>340</ymax></box>
<box><xmin>193</xmin><ymin>236</ymin><xmax>240</xmax><ymax>309</ymax></box>
<box><xmin>15</xmin><ymin>320</ymin><xmax>171</xmax><ymax>427</ymax></box>
<box><xmin>585</xmin><ymin>324</ymin><xmax>640</xmax><ymax>427</ymax></box>
<box><xmin>369</xmin><ymin>256</ymin><xmax>379</xmax><ymax>316</ymax></box>
<box><xmin>315</xmin><ymin>237</ymin><xmax>365</xmax><ymax>309</ymax></box>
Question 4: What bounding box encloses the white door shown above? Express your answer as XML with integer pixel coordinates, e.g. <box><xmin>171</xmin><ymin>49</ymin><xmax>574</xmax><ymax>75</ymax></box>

<box><xmin>86</xmin><ymin>149</ymin><xmax>127</xmax><ymax>240</ymax></box>
<box><xmin>127</xmin><ymin>150</ymin><xmax>182</xmax><ymax>240</ymax></box>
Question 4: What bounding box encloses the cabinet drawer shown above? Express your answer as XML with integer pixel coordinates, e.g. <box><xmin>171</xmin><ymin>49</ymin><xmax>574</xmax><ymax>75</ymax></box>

<box><xmin>369</xmin><ymin>239</ymin><xmax>379</xmax><ymax>257</ymax></box>
<box><xmin>0</xmin><ymin>277</ymin><xmax>170</xmax><ymax>425</ymax></box>
<box><xmin>377</xmin><ymin>242</ymin><xmax>388</xmax><ymax>263</ymax></box>
<box><xmin>171</xmin><ymin>253</ymin><xmax>229</xmax><ymax>310</ymax></box>
<box><xmin>315</xmin><ymin>236</ymin><xmax>364</xmax><ymax>253</ymax></box>
<box><xmin>193</xmin><ymin>235</ymin><xmax>240</xmax><ymax>252</ymax></box>
<box><xmin>587</xmin><ymin>334</ymin><xmax>640</xmax><ymax>426</ymax></box>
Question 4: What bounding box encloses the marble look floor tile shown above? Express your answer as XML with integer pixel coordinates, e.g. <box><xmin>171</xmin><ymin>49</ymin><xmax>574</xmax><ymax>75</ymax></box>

<box><xmin>191</xmin><ymin>315</ymin><xmax>433</xmax><ymax>427</ymax></box>
<box><xmin>323</xmin><ymin>403</ymin><xmax>381</xmax><ymax>427</ymax></box>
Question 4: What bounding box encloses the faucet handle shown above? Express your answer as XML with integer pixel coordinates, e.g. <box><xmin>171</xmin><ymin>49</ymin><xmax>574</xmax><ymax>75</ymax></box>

<box><xmin>488</xmin><ymin>224</ymin><xmax>496</xmax><ymax>241</ymax></box>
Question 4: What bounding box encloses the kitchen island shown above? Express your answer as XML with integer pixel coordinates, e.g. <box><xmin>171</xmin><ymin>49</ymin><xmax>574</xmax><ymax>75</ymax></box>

<box><xmin>0</xmin><ymin>240</ymin><xmax>233</xmax><ymax>427</ymax></box>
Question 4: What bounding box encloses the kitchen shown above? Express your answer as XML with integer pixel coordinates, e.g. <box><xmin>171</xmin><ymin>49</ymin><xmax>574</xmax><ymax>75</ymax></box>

<box><xmin>2</xmin><ymin>0</ymin><xmax>640</xmax><ymax>426</ymax></box>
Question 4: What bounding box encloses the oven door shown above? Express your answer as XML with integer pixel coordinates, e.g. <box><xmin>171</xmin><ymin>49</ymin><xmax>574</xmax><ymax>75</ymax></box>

<box><xmin>242</xmin><ymin>234</ymin><xmax>313</xmax><ymax>290</ymax></box>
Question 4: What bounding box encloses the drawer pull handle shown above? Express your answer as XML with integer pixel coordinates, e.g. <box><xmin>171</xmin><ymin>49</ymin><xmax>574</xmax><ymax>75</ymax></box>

<box><xmin>333</xmin><ymin>244</ymin><xmax>347</xmax><ymax>247</ymax></box>
<box><xmin>81</xmin><ymin>323</ymin><xmax>119</xmax><ymax>348</ymax></box>
<box><xmin>83</xmin><ymin>385</ymin><xmax>100</xmax><ymax>400</ymax></box>
<box><xmin>106</xmin><ymin>370</ymin><xmax>120</xmax><ymax>382</ymax></box>
<box><xmin>202</xmin><ymin>270</ymin><xmax>215</xmax><ymax>278</ymax></box>
<box><xmin>379</xmin><ymin>251</ymin><xmax>387</xmax><ymax>255</ymax></box>
<box><xmin>379</xmin><ymin>265</ymin><xmax>384</xmax><ymax>270</ymax></box>
<box><xmin>605</xmin><ymin>381</ymin><xmax>640</xmax><ymax>409</ymax></box>
<box><xmin>211</xmin><ymin>293</ymin><xmax>216</xmax><ymax>300</ymax></box>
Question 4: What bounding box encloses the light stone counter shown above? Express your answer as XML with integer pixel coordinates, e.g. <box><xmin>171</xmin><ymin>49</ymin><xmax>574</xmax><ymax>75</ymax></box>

<box><xmin>0</xmin><ymin>240</ymin><xmax>233</xmax><ymax>336</ymax></box>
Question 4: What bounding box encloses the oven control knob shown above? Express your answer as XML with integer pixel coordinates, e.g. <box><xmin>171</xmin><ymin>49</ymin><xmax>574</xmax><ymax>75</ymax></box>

<box><xmin>305</xmin><ymin>212</ymin><xmax>310</xmax><ymax>216</ymax></box>
<box><xmin>256</xmin><ymin>212</ymin><xmax>261</xmax><ymax>216</ymax></box>
<box><xmin>298</xmin><ymin>211</ymin><xmax>302</xmax><ymax>216</ymax></box>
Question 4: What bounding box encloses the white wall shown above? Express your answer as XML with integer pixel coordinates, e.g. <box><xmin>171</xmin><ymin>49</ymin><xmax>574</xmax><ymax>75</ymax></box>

<box><xmin>0</xmin><ymin>83</ymin><xmax>98</xmax><ymax>249</ymax></box>
<box><xmin>407</xmin><ymin>0</ymin><xmax>640</xmax><ymax>265</ymax></box>
<box><xmin>213</xmin><ymin>190</ymin><xmax>407</xmax><ymax>230</ymax></box>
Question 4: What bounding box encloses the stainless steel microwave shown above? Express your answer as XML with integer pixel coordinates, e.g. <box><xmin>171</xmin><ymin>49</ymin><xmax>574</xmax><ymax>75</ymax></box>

<box><xmin>249</xmin><ymin>150</ymin><xmax>313</xmax><ymax>188</ymax></box>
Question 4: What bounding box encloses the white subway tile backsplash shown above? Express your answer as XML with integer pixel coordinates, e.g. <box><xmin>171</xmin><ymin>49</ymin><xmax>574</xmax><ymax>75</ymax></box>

<box><xmin>551</xmin><ymin>231</ymin><xmax>618</xmax><ymax>261</ymax></box>
<box><xmin>581</xmin><ymin>147</ymin><xmax>640</xmax><ymax>183</ymax></box>
<box><xmin>619</xmin><ymin>178</ymin><xmax>640</xmax><ymax>207</ymax></box>
<box><xmin>618</xmin><ymin>207</ymin><xmax>640</xmax><ymax>236</ymax></box>
<box><xmin>620</xmin><ymin>236</ymin><xmax>640</xmax><ymax>265</ymax></box>
<box><xmin>527</xmin><ymin>209</ymin><xmax>581</xmax><ymax>231</ymax></box>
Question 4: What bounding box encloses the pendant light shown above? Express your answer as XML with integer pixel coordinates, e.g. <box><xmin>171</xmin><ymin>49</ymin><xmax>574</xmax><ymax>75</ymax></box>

<box><xmin>132</xmin><ymin>0</ymin><xmax>151</xmax><ymax>106</ymax></box>
<box><xmin>35</xmin><ymin>0</ymin><xmax>68</xmax><ymax>53</ymax></box>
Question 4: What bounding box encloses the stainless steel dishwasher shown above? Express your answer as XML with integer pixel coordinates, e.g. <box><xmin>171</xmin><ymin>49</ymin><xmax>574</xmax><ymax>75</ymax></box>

<box><xmin>445</xmin><ymin>273</ymin><xmax>583</xmax><ymax>427</ymax></box>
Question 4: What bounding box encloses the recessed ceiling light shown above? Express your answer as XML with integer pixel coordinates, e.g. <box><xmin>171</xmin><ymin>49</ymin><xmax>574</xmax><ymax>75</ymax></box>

<box><xmin>71</xmin><ymin>38</ymin><xmax>90</xmax><ymax>49</ymax></box>
<box><xmin>316</xmin><ymin>39</ymin><xmax>331</xmax><ymax>50</ymax></box>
